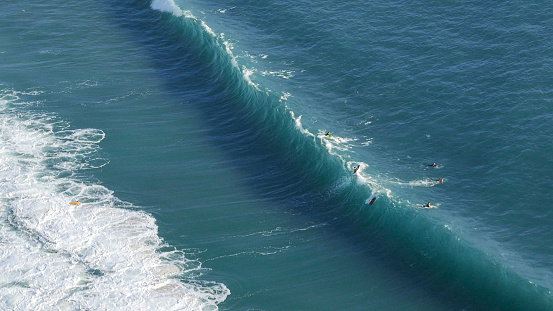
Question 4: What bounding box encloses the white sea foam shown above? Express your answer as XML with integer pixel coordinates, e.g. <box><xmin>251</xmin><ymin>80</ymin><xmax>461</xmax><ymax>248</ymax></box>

<box><xmin>242</xmin><ymin>66</ymin><xmax>260</xmax><ymax>89</ymax></box>
<box><xmin>280</xmin><ymin>92</ymin><xmax>291</xmax><ymax>102</ymax></box>
<box><xmin>389</xmin><ymin>178</ymin><xmax>442</xmax><ymax>188</ymax></box>
<box><xmin>318</xmin><ymin>130</ymin><xmax>357</xmax><ymax>154</ymax></box>
<box><xmin>202</xmin><ymin>21</ymin><xmax>217</xmax><ymax>37</ymax></box>
<box><xmin>150</xmin><ymin>0</ymin><xmax>260</xmax><ymax>94</ymax></box>
<box><xmin>151</xmin><ymin>0</ymin><xmax>183</xmax><ymax>16</ymax></box>
<box><xmin>289</xmin><ymin>111</ymin><xmax>314</xmax><ymax>137</ymax></box>
<box><xmin>0</xmin><ymin>91</ymin><xmax>229</xmax><ymax>310</ymax></box>
<box><xmin>260</xmin><ymin>69</ymin><xmax>295</xmax><ymax>79</ymax></box>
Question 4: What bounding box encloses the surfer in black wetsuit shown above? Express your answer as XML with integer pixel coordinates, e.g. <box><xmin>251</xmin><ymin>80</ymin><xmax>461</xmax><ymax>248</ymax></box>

<box><xmin>353</xmin><ymin>165</ymin><xmax>360</xmax><ymax>174</ymax></box>
<box><xmin>325</xmin><ymin>132</ymin><xmax>331</xmax><ymax>137</ymax></box>
<box><xmin>428</xmin><ymin>163</ymin><xmax>438</xmax><ymax>168</ymax></box>
<box><xmin>436</xmin><ymin>178</ymin><xmax>443</xmax><ymax>183</ymax></box>
<box><xmin>368</xmin><ymin>197</ymin><xmax>376</xmax><ymax>205</ymax></box>
<box><xmin>424</xmin><ymin>202</ymin><xmax>431</xmax><ymax>208</ymax></box>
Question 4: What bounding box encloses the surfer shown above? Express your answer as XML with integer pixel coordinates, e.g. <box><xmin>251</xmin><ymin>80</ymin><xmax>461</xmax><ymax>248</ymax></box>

<box><xmin>325</xmin><ymin>131</ymin><xmax>332</xmax><ymax>137</ymax></box>
<box><xmin>368</xmin><ymin>197</ymin><xmax>376</xmax><ymax>205</ymax></box>
<box><xmin>423</xmin><ymin>202</ymin><xmax>431</xmax><ymax>208</ymax></box>
<box><xmin>436</xmin><ymin>178</ymin><xmax>443</xmax><ymax>183</ymax></box>
<box><xmin>428</xmin><ymin>163</ymin><xmax>438</xmax><ymax>168</ymax></box>
<box><xmin>353</xmin><ymin>165</ymin><xmax>360</xmax><ymax>174</ymax></box>
<box><xmin>69</xmin><ymin>201</ymin><xmax>80</xmax><ymax>205</ymax></box>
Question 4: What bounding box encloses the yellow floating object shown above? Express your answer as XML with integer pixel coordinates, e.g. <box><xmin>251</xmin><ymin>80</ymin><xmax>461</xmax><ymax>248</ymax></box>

<box><xmin>69</xmin><ymin>201</ymin><xmax>80</xmax><ymax>205</ymax></box>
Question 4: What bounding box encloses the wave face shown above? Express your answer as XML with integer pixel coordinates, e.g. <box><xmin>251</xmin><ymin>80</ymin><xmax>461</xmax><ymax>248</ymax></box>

<box><xmin>2</xmin><ymin>0</ymin><xmax>553</xmax><ymax>309</ymax></box>
<box><xmin>147</xmin><ymin>0</ymin><xmax>553</xmax><ymax>310</ymax></box>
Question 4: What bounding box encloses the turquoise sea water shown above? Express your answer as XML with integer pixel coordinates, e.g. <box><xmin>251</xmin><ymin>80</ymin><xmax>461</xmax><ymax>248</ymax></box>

<box><xmin>1</xmin><ymin>0</ymin><xmax>553</xmax><ymax>310</ymax></box>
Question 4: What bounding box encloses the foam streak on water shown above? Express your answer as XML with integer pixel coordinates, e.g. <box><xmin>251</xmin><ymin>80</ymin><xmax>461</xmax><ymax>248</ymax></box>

<box><xmin>0</xmin><ymin>91</ymin><xmax>229</xmax><ymax>310</ymax></box>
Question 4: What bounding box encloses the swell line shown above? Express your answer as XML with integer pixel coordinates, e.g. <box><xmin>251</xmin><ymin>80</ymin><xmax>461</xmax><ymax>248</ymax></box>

<box><xmin>142</xmin><ymin>1</ymin><xmax>553</xmax><ymax>310</ymax></box>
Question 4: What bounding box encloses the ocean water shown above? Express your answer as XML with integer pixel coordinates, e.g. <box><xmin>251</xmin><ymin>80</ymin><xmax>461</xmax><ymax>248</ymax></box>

<box><xmin>1</xmin><ymin>0</ymin><xmax>553</xmax><ymax>310</ymax></box>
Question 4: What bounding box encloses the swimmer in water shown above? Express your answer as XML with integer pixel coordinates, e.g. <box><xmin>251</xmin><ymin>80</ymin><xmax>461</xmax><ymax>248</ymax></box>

<box><xmin>428</xmin><ymin>163</ymin><xmax>438</xmax><ymax>168</ymax></box>
<box><xmin>436</xmin><ymin>178</ymin><xmax>443</xmax><ymax>183</ymax></box>
<box><xmin>353</xmin><ymin>165</ymin><xmax>360</xmax><ymax>174</ymax></box>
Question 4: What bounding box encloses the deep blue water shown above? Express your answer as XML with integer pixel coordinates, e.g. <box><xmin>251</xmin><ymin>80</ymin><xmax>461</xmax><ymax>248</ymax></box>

<box><xmin>1</xmin><ymin>0</ymin><xmax>553</xmax><ymax>310</ymax></box>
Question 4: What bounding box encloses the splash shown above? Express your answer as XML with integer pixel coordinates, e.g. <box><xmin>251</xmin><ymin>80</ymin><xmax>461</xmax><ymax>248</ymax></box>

<box><xmin>289</xmin><ymin>111</ymin><xmax>314</xmax><ymax>137</ymax></box>
<box><xmin>151</xmin><ymin>0</ymin><xmax>183</xmax><ymax>16</ymax></box>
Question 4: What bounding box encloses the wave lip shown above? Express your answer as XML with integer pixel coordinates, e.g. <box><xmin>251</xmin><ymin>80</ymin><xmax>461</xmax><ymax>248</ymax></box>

<box><xmin>122</xmin><ymin>2</ymin><xmax>553</xmax><ymax>309</ymax></box>
<box><xmin>151</xmin><ymin>0</ymin><xmax>183</xmax><ymax>17</ymax></box>
<box><xmin>0</xmin><ymin>91</ymin><xmax>229</xmax><ymax>310</ymax></box>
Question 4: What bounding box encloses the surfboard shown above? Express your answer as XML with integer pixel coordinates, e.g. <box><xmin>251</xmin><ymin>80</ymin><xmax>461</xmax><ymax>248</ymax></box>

<box><xmin>69</xmin><ymin>201</ymin><xmax>80</xmax><ymax>205</ymax></box>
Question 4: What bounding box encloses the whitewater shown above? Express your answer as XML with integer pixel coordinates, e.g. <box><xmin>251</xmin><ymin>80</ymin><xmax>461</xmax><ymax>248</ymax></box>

<box><xmin>0</xmin><ymin>90</ymin><xmax>229</xmax><ymax>310</ymax></box>
<box><xmin>1</xmin><ymin>0</ymin><xmax>553</xmax><ymax>310</ymax></box>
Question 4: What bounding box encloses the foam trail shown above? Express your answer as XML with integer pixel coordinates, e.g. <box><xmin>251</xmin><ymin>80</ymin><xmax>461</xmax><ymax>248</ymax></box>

<box><xmin>0</xmin><ymin>91</ymin><xmax>229</xmax><ymax>310</ymax></box>
<box><xmin>389</xmin><ymin>178</ymin><xmax>442</xmax><ymax>188</ymax></box>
